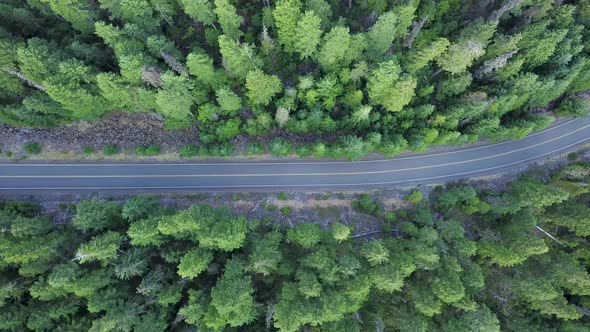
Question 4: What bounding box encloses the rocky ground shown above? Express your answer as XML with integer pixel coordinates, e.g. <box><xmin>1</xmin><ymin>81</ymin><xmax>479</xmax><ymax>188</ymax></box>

<box><xmin>0</xmin><ymin>112</ymin><xmax>200</xmax><ymax>159</ymax></box>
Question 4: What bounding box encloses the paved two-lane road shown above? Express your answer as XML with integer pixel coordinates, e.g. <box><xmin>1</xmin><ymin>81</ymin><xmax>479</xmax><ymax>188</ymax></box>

<box><xmin>1</xmin><ymin>116</ymin><xmax>590</xmax><ymax>192</ymax></box>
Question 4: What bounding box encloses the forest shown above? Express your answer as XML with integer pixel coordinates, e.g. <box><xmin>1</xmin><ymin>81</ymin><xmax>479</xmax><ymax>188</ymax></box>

<box><xmin>2</xmin><ymin>0</ymin><xmax>590</xmax><ymax>159</ymax></box>
<box><xmin>1</xmin><ymin>161</ymin><xmax>590</xmax><ymax>331</ymax></box>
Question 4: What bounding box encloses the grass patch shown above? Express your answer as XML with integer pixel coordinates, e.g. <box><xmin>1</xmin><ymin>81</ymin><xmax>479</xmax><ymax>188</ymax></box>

<box><xmin>405</xmin><ymin>190</ymin><xmax>423</xmax><ymax>204</ymax></box>
<box><xmin>23</xmin><ymin>143</ymin><xmax>42</xmax><ymax>155</ymax></box>
<box><xmin>269</xmin><ymin>138</ymin><xmax>292</xmax><ymax>157</ymax></box>
<box><xmin>103</xmin><ymin>145</ymin><xmax>118</xmax><ymax>156</ymax></box>
<box><xmin>247</xmin><ymin>142</ymin><xmax>265</xmax><ymax>155</ymax></box>
<box><xmin>568</xmin><ymin>152</ymin><xmax>579</xmax><ymax>161</ymax></box>
<box><xmin>179</xmin><ymin>145</ymin><xmax>199</xmax><ymax>158</ymax></box>
<box><xmin>277</xmin><ymin>192</ymin><xmax>291</xmax><ymax>200</ymax></box>
<box><xmin>280</xmin><ymin>206</ymin><xmax>293</xmax><ymax>216</ymax></box>
<box><xmin>136</xmin><ymin>145</ymin><xmax>161</xmax><ymax>156</ymax></box>
<box><xmin>352</xmin><ymin>194</ymin><xmax>382</xmax><ymax>216</ymax></box>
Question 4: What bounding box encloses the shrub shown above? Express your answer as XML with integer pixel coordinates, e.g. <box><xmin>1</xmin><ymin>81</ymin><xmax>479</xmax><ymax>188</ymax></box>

<box><xmin>352</xmin><ymin>194</ymin><xmax>381</xmax><ymax>215</ymax></box>
<box><xmin>568</xmin><ymin>152</ymin><xmax>579</xmax><ymax>161</ymax></box>
<box><xmin>312</xmin><ymin>142</ymin><xmax>327</xmax><ymax>158</ymax></box>
<box><xmin>277</xmin><ymin>192</ymin><xmax>290</xmax><ymax>200</ymax></box>
<box><xmin>180</xmin><ymin>145</ymin><xmax>199</xmax><ymax>158</ymax></box>
<box><xmin>23</xmin><ymin>143</ymin><xmax>42</xmax><ymax>155</ymax></box>
<box><xmin>280</xmin><ymin>206</ymin><xmax>292</xmax><ymax>216</ymax></box>
<box><xmin>384</xmin><ymin>211</ymin><xmax>397</xmax><ymax>222</ymax></box>
<box><xmin>122</xmin><ymin>196</ymin><xmax>160</xmax><ymax>222</ymax></box>
<box><xmin>83</xmin><ymin>147</ymin><xmax>95</xmax><ymax>154</ymax></box>
<box><xmin>339</xmin><ymin>135</ymin><xmax>367</xmax><ymax>160</ymax></box>
<box><xmin>136</xmin><ymin>145</ymin><xmax>161</xmax><ymax>156</ymax></box>
<box><xmin>296</xmin><ymin>145</ymin><xmax>313</xmax><ymax>158</ymax></box>
<box><xmin>103</xmin><ymin>144</ymin><xmax>118</xmax><ymax>155</ymax></box>
<box><xmin>332</xmin><ymin>223</ymin><xmax>351</xmax><ymax>242</ymax></box>
<box><xmin>555</xmin><ymin>97</ymin><xmax>590</xmax><ymax>117</ymax></box>
<box><xmin>406</xmin><ymin>190</ymin><xmax>423</xmax><ymax>204</ymax></box>
<box><xmin>269</xmin><ymin>138</ymin><xmax>293</xmax><ymax>156</ymax></box>
<box><xmin>380</xmin><ymin>221</ymin><xmax>393</xmax><ymax>234</ymax></box>
<box><xmin>247</xmin><ymin>142</ymin><xmax>265</xmax><ymax>155</ymax></box>
<box><xmin>207</xmin><ymin>143</ymin><xmax>235</xmax><ymax>157</ymax></box>
<box><xmin>3</xmin><ymin>201</ymin><xmax>41</xmax><ymax>217</ymax></box>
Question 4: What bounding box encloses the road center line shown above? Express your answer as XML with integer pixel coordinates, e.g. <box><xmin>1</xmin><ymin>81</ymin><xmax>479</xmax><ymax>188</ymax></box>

<box><xmin>2</xmin><ymin>121</ymin><xmax>589</xmax><ymax>178</ymax></box>
<box><xmin>0</xmin><ymin>118</ymin><xmax>582</xmax><ymax>167</ymax></box>
<box><xmin>2</xmin><ymin>136</ymin><xmax>588</xmax><ymax>190</ymax></box>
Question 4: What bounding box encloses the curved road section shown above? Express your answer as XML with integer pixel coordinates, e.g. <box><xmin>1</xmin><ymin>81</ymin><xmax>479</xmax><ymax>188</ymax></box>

<box><xmin>1</xmin><ymin>116</ymin><xmax>590</xmax><ymax>192</ymax></box>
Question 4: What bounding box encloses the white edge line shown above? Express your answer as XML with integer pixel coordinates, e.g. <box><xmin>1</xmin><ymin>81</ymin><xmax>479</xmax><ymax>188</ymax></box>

<box><xmin>0</xmin><ymin>118</ymin><xmax>582</xmax><ymax>167</ymax></box>
<box><xmin>2</xmin><ymin>136</ymin><xmax>588</xmax><ymax>190</ymax></box>
<box><xmin>3</xmin><ymin>121</ymin><xmax>589</xmax><ymax>178</ymax></box>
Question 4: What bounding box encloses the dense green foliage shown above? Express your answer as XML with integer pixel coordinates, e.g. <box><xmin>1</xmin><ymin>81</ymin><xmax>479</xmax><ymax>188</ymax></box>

<box><xmin>2</xmin><ymin>162</ymin><xmax>590</xmax><ymax>331</ymax></box>
<box><xmin>1</xmin><ymin>1</ymin><xmax>590</xmax><ymax>158</ymax></box>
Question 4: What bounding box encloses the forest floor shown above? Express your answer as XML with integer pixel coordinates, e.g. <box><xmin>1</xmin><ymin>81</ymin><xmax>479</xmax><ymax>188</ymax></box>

<box><xmin>0</xmin><ymin>112</ymin><xmax>200</xmax><ymax>160</ymax></box>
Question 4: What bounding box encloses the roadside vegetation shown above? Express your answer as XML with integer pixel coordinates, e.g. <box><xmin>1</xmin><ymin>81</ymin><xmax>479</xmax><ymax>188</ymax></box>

<box><xmin>2</xmin><ymin>162</ymin><xmax>590</xmax><ymax>331</ymax></box>
<box><xmin>2</xmin><ymin>1</ymin><xmax>590</xmax><ymax>160</ymax></box>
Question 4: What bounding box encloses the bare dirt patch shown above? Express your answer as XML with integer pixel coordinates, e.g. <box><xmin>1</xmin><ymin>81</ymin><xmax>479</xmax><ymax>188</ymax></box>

<box><xmin>0</xmin><ymin>112</ymin><xmax>199</xmax><ymax>158</ymax></box>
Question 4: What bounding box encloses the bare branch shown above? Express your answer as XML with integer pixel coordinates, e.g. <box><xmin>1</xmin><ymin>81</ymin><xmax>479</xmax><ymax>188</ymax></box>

<box><xmin>474</xmin><ymin>49</ymin><xmax>518</xmax><ymax>78</ymax></box>
<box><xmin>141</xmin><ymin>66</ymin><xmax>163</xmax><ymax>88</ymax></box>
<box><xmin>161</xmin><ymin>52</ymin><xmax>188</xmax><ymax>75</ymax></box>
<box><xmin>489</xmin><ymin>0</ymin><xmax>524</xmax><ymax>22</ymax></box>
<box><xmin>2</xmin><ymin>68</ymin><xmax>46</xmax><ymax>91</ymax></box>
<box><xmin>403</xmin><ymin>15</ymin><xmax>429</xmax><ymax>49</ymax></box>
<box><xmin>351</xmin><ymin>230</ymin><xmax>381</xmax><ymax>239</ymax></box>
<box><xmin>535</xmin><ymin>225</ymin><xmax>565</xmax><ymax>246</ymax></box>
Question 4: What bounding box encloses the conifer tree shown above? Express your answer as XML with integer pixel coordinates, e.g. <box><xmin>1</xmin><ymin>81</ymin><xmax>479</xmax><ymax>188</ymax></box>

<box><xmin>294</xmin><ymin>10</ymin><xmax>322</xmax><ymax>59</ymax></box>
<box><xmin>214</xmin><ymin>0</ymin><xmax>243</xmax><ymax>40</ymax></box>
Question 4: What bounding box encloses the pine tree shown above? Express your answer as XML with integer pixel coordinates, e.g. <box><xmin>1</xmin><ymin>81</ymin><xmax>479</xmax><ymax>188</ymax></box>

<box><xmin>180</xmin><ymin>0</ymin><xmax>216</xmax><ymax>25</ymax></box>
<box><xmin>294</xmin><ymin>10</ymin><xmax>322</xmax><ymax>59</ymax></box>
<box><xmin>218</xmin><ymin>35</ymin><xmax>262</xmax><ymax>79</ymax></box>
<box><xmin>405</xmin><ymin>37</ymin><xmax>450</xmax><ymax>72</ymax></box>
<box><xmin>287</xmin><ymin>223</ymin><xmax>322</xmax><ymax>248</ymax></box>
<box><xmin>361</xmin><ymin>240</ymin><xmax>390</xmax><ymax>266</ymax></box>
<box><xmin>206</xmin><ymin>259</ymin><xmax>258</xmax><ymax>329</ymax></box>
<box><xmin>318</xmin><ymin>26</ymin><xmax>365</xmax><ymax>71</ymax></box>
<box><xmin>177</xmin><ymin>247</ymin><xmax>213</xmax><ymax>278</ymax></box>
<box><xmin>155</xmin><ymin>72</ymin><xmax>194</xmax><ymax>120</ymax></box>
<box><xmin>75</xmin><ymin>232</ymin><xmax>124</xmax><ymax>264</ymax></box>
<box><xmin>367</xmin><ymin>59</ymin><xmax>416</xmax><ymax>112</ymax></box>
<box><xmin>41</xmin><ymin>0</ymin><xmax>97</xmax><ymax>34</ymax></box>
<box><xmin>44</xmin><ymin>60</ymin><xmax>110</xmax><ymax>119</ymax></box>
<box><xmin>245</xmin><ymin>69</ymin><xmax>282</xmax><ymax>106</ymax></box>
<box><xmin>128</xmin><ymin>217</ymin><xmax>166</xmax><ymax>247</ymax></box>
<box><xmin>186</xmin><ymin>51</ymin><xmax>218</xmax><ymax>87</ymax></box>
<box><xmin>73</xmin><ymin>199</ymin><xmax>122</xmax><ymax>232</ymax></box>
<box><xmin>215</xmin><ymin>87</ymin><xmax>242</xmax><ymax>113</ymax></box>
<box><xmin>214</xmin><ymin>0</ymin><xmax>243</xmax><ymax>40</ymax></box>
<box><xmin>367</xmin><ymin>11</ymin><xmax>398</xmax><ymax>58</ymax></box>
<box><xmin>273</xmin><ymin>0</ymin><xmax>301</xmax><ymax>52</ymax></box>
<box><xmin>248</xmin><ymin>232</ymin><xmax>283</xmax><ymax>276</ymax></box>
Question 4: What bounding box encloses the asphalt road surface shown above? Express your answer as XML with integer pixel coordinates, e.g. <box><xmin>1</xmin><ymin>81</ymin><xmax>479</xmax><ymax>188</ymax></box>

<box><xmin>1</xmin><ymin>116</ymin><xmax>590</xmax><ymax>192</ymax></box>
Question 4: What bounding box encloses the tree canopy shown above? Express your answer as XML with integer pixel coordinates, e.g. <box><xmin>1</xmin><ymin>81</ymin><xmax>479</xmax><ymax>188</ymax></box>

<box><xmin>2</xmin><ymin>161</ymin><xmax>590</xmax><ymax>331</ymax></box>
<box><xmin>1</xmin><ymin>0</ymin><xmax>589</xmax><ymax>159</ymax></box>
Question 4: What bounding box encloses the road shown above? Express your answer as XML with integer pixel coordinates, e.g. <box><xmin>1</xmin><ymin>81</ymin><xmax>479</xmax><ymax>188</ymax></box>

<box><xmin>1</xmin><ymin>116</ymin><xmax>590</xmax><ymax>192</ymax></box>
